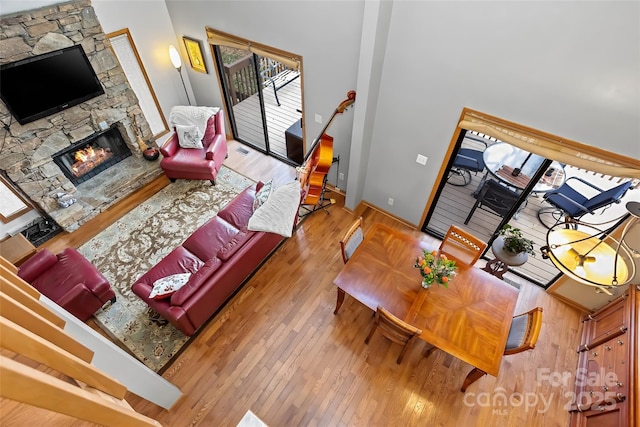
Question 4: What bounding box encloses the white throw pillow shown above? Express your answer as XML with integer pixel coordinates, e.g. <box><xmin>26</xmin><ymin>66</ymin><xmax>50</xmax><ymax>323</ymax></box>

<box><xmin>148</xmin><ymin>273</ymin><xmax>192</xmax><ymax>300</ymax></box>
<box><xmin>248</xmin><ymin>180</ymin><xmax>301</xmax><ymax>238</ymax></box>
<box><xmin>176</xmin><ymin>124</ymin><xmax>203</xmax><ymax>149</ymax></box>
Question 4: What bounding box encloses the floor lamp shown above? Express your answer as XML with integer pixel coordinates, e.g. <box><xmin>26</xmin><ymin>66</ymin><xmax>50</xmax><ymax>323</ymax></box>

<box><xmin>169</xmin><ymin>45</ymin><xmax>192</xmax><ymax>105</ymax></box>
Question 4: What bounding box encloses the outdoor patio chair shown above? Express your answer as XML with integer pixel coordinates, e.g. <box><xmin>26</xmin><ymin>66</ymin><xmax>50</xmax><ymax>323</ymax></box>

<box><xmin>447</xmin><ymin>136</ymin><xmax>487</xmax><ymax>187</ymax></box>
<box><xmin>464</xmin><ymin>179</ymin><xmax>521</xmax><ymax>225</ymax></box>
<box><xmin>537</xmin><ymin>177</ymin><xmax>632</xmax><ymax>228</ymax></box>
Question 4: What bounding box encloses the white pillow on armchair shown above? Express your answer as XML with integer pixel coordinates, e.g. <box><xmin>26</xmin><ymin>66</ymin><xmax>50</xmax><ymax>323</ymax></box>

<box><xmin>176</xmin><ymin>124</ymin><xmax>203</xmax><ymax>149</ymax></box>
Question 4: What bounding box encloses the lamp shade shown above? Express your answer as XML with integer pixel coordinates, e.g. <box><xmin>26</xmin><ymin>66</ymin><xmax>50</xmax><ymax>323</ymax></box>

<box><xmin>168</xmin><ymin>45</ymin><xmax>182</xmax><ymax>69</ymax></box>
<box><xmin>546</xmin><ymin>228</ymin><xmax>629</xmax><ymax>289</ymax></box>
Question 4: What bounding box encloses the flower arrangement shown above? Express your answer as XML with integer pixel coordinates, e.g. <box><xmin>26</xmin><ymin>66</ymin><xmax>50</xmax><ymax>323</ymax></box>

<box><xmin>414</xmin><ymin>249</ymin><xmax>457</xmax><ymax>288</ymax></box>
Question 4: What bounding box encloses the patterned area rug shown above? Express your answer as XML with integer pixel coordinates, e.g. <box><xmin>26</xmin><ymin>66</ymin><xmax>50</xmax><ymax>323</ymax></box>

<box><xmin>78</xmin><ymin>167</ymin><xmax>254</xmax><ymax>372</ymax></box>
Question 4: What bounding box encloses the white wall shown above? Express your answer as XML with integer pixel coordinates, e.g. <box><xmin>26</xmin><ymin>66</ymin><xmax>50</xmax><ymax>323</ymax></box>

<box><xmin>365</xmin><ymin>1</ymin><xmax>640</xmax><ymax>225</ymax></box>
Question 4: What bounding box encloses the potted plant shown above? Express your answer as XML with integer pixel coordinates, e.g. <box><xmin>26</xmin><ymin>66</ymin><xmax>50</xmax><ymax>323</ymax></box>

<box><xmin>498</xmin><ymin>224</ymin><xmax>536</xmax><ymax>255</ymax></box>
<box><xmin>492</xmin><ymin>224</ymin><xmax>535</xmax><ymax>267</ymax></box>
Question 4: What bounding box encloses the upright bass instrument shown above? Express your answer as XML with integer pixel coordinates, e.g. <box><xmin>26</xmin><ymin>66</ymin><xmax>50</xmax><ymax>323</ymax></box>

<box><xmin>298</xmin><ymin>90</ymin><xmax>356</xmax><ymax>205</ymax></box>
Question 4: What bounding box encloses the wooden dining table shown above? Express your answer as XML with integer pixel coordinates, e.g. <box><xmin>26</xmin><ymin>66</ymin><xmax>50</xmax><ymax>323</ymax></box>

<box><xmin>333</xmin><ymin>223</ymin><xmax>519</xmax><ymax>383</ymax></box>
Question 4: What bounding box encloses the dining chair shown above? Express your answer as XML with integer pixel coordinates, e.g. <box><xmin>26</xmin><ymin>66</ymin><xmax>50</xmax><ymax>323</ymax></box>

<box><xmin>340</xmin><ymin>216</ymin><xmax>364</xmax><ymax>264</ymax></box>
<box><xmin>537</xmin><ymin>177</ymin><xmax>632</xmax><ymax>229</ymax></box>
<box><xmin>464</xmin><ymin>179</ymin><xmax>521</xmax><ymax>225</ymax></box>
<box><xmin>460</xmin><ymin>307</ymin><xmax>543</xmax><ymax>392</ymax></box>
<box><xmin>365</xmin><ymin>306</ymin><xmax>422</xmax><ymax>364</ymax></box>
<box><xmin>439</xmin><ymin>224</ymin><xmax>488</xmax><ymax>266</ymax></box>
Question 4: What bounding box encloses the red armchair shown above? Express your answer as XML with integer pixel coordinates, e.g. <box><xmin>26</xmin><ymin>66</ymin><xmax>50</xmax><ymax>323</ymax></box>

<box><xmin>17</xmin><ymin>248</ymin><xmax>115</xmax><ymax>321</ymax></box>
<box><xmin>159</xmin><ymin>109</ymin><xmax>228</xmax><ymax>184</ymax></box>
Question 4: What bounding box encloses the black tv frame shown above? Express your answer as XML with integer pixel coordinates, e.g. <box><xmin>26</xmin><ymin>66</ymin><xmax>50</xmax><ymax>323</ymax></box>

<box><xmin>0</xmin><ymin>45</ymin><xmax>105</xmax><ymax>125</ymax></box>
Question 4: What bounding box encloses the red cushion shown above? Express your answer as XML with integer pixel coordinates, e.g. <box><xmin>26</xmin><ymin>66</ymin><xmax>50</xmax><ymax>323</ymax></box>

<box><xmin>182</xmin><ymin>217</ymin><xmax>239</xmax><ymax>261</ymax></box>
<box><xmin>217</xmin><ymin>230</ymin><xmax>256</xmax><ymax>262</ymax></box>
<box><xmin>217</xmin><ymin>184</ymin><xmax>257</xmax><ymax>230</ymax></box>
<box><xmin>171</xmin><ymin>258</ymin><xmax>222</xmax><ymax>306</ymax></box>
<box><xmin>134</xmin><ymin>246</ymin><xmax>204</xmax><ymax>289</ymax></box>
<box><xmin>201</xmin><ymin>116</ymin><xmax>217</xmax><ymax>148</ymax></box>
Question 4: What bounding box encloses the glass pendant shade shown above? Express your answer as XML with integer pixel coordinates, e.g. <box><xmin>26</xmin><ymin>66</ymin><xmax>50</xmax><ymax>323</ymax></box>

<box><xmin>546</xmin><ymin>228</ymin><xmax>629</xmax><ymax>288</ymax></box>
<box><xmin>168</xmin><ymin>45</ymin><xmax>182</xmax><ymax>69</ymax></box>
<box><xmin>544</xmin><ymin>201</ymin><xmax>639</xmax><ymax>294</ymax></box>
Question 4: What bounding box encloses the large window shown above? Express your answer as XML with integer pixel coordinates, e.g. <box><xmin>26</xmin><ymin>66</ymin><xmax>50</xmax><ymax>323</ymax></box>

<box><xmin>107</xmin><ymin>29</ymin><xmax>169</xmax><ymax>139</ymax></box>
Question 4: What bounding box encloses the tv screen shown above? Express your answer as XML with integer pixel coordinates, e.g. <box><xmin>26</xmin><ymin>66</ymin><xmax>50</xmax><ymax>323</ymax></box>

<box><xmin>0</xmin><ymin>45</ymin><xmax>105</xmax><ymax>125</ymax></box>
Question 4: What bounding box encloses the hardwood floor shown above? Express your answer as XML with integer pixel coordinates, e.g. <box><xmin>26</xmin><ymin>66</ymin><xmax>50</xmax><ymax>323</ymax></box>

<box><xmin>6</xmin><ymin>140</ymin><xmax>583</xmax><ymax>426</ymax></box>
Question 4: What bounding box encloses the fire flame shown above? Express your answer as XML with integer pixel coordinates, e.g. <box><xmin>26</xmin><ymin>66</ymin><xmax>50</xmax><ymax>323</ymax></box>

<box><xmin>74</xmin><ymin>146</ymin><xmax>104</xmax><ymax>162</ymax></box>
<box><xmin>70</xmin><ymin>145</ymin><xmax>113</xmax><ymax>176</ymax></box>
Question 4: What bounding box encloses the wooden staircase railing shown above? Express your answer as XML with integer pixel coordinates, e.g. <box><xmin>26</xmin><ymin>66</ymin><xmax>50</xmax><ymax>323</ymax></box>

<box><xmin>0</xmin><ymin>257</ymin><xmax>162</xmax><ymax>427</ymax></box>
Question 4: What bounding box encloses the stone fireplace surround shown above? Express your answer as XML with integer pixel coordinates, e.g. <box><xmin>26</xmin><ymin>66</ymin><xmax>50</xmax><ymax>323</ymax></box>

<box><xmin>0</xmin><ymin>0</ymin><xmax>163</xmax><ymax>232</ymax></box>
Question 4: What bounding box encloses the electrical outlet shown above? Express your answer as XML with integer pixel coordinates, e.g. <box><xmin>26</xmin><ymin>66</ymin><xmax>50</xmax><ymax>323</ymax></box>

<box><xmin>315</xmin><ymin>114</ymin><xmax>323</xmax><ymax>124</ymax></box>
<box><xmin>388</xmin><ymin>197</ymin><xmax>394</xmax><ymax>206</ymax></box>
<box><xmin>416</xmin><ymin>154</ymin><xmax>428</xmax><ymax>165</ymax></box>
<box><xmin>338</xmin><ymin>172</ymin><xmax>344</xmax><ymax>181</ymax></box>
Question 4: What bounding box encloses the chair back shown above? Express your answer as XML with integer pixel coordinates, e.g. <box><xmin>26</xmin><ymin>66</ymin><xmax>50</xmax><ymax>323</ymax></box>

<box><xmin>453</xmin><ymin>148</ymin><xmax>485</xmax><ymax>173</ymax></box>
<box><xmin>584</xmin><ymin>181</ymin><xmax>632</xmax><ymax>212</ymax></box>
<box><xmin>340</xmin><ymin>217</ymin><xmax>364</xmax><ymax>263</ymax></box>
<box><xmin>543</xmin><ymin>178</ymin><xmax>632</xmax><ymax>220</ymax></box>
<box><xmin>504</xmin><ymin>307</ymin><xmax>543</xmax><ymax>355</ymax></box>
<box><xmin>365</xmin><ymin>306</ymin><xmax>422</xmax><ymax>364</ymax></box>
<box><xmin>439</xmin><ymin>225</ymin><xmax>487</xmax><ymax>266</ymax></box>
<box><xmin>464</xmin><ymin>179</ymin><xmax>520</xmax><ymax>226</ymax></box>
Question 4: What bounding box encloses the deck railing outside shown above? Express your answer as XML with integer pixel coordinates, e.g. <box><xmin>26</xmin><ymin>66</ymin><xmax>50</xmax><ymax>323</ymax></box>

<box><xmin>223</xmin><ymin>56</ymin><xmax>289</xmax><ymax>106</ymax></box>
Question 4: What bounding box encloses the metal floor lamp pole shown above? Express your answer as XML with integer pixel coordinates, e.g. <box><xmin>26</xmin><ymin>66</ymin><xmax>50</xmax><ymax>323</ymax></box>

<box><xmin>176</xmin><ymin>67</ymin><xmax>192</xmax><ymax>106</ymax></box>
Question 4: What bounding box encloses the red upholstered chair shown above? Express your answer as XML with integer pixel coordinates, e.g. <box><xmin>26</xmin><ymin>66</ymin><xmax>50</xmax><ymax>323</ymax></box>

<box><xmin>17</xmin><ymin>248</ymin><xmax>115</xmax><ymax>321</ymax></box>
<box><xmin>159</xmin><ymin>109</ymin><xmax>228</xmax><ymax>185</ymax></box>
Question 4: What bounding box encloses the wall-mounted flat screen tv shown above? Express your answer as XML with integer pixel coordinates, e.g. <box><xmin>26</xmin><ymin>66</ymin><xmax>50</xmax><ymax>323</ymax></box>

<box><xmin>0</xmin><ymin>45</ymin><xmax>105</xmax><ymax>125</ymax></box>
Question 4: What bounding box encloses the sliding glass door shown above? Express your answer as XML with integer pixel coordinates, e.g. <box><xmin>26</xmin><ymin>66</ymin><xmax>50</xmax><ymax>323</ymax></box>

<box><xmin>208</xmin><ymin>29</ymin><xmax>303</xmax><ymax>164</ymax></box>
<box><xmin>425</xmin><ymin>129</ymin><xmax>563</xmax><ymax>286</ymax></box>
<box><xmin>423</xmin><ymin>122</ymin><xmax>635</xmax><ymax>288</ymax></box>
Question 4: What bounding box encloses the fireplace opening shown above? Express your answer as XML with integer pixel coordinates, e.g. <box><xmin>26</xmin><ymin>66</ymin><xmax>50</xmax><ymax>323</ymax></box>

<box><xmin>52</xmin><ymin>126</ymin><xmax>132</xmax><ymax>186</ymax></box>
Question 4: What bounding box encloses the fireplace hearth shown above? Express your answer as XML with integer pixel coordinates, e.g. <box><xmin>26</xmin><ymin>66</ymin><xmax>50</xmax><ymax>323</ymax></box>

<box><xmin>52</xmin><ymin>126</ymin><xmax>132</xmax><ymax>186</ymax></box>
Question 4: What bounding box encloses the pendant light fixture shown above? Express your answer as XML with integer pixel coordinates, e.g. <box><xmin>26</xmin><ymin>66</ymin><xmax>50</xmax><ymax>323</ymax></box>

<box><xmin>541</xmin><ymin>201</ymin><xmax>639</xmax><ymax>295</ymax></box>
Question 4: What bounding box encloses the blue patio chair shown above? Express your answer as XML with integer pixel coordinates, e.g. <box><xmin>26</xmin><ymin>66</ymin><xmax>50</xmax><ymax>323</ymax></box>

<box><xmin>537</xmin><ymin>177</ymin><xmax>632</xmax><ymax>228</ymax></box>
<box><xmin>447</xmin><ymin>136</ymin><xmax>487</xmax><ymax>187</ymax></box>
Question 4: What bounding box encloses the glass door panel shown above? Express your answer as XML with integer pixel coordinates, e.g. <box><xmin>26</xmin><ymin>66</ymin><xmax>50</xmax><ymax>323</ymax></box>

<box><xmin>216</xmin><ymin>46</ymin><xmax>268</xmax><ymax>151</ymax></box>
<box><xmin>213</xmin><ymin>45</ymin><xmax>302</xmax><ymax>164</ymax></box>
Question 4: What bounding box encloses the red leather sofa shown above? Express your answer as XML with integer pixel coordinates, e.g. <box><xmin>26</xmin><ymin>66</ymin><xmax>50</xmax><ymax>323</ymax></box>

<box><xmin>159</xmin><ymin>109</ymin><xmax>228</xmax><ymax>184</ymax></box>
<box><xmin>17</xmin><ymin>248</ymin><xmax>116</xmax><ymax>321</ymax></box>
<box><xmin>131</xmin><ymin>182</ymin><xmax>286</xmax><ymax>336</ymax></box>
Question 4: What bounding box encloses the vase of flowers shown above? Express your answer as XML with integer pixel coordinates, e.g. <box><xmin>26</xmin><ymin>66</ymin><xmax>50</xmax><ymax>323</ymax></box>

<box><xmin>414</xmin><ymin>249</ymin><xmax>457</xmax><ymax>289</ymax></box>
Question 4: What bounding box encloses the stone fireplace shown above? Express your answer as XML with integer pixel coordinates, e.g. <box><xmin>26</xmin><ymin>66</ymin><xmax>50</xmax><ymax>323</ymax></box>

<box><xmin>0</xmin><ymin>0</ymin><xmax>163</xmax><ymax>232</ymax></box>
